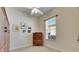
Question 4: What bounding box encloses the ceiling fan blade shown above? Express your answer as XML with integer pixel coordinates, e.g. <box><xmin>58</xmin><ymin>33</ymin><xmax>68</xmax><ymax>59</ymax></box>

<box><xmin>31</xmin><ymin>8</ymin><xmax>38</xmax><ymax>15</ymax></box>
<box><xmin>36</xmin><ymin>8</ymin><xmax>43</xmax><ymax>15</ymax></box>
<box><xmin>31</xmin><ymin>9</ymin><xmax>35</xmax><ymax>15</ymax></box>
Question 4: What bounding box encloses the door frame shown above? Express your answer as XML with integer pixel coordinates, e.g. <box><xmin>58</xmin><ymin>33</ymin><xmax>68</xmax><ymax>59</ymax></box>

<box><xmin>1</xmin><ymin>7</ymin><xmax>10</xmax><ymax>51</ymax></box>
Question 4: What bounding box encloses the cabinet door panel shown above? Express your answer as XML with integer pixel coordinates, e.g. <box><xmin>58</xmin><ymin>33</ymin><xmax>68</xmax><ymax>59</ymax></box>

<box><xmin>33</xmin><ymin>32</ymin><xmax>43</xmax><ymax>46</ymax></box>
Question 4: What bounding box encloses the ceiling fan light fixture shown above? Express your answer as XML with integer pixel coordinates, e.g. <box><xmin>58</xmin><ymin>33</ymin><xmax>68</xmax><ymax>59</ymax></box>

<box><xmin>31</xmin><ymin>7</ymin><xmax>43</xmax><ymax>15</ymax></box>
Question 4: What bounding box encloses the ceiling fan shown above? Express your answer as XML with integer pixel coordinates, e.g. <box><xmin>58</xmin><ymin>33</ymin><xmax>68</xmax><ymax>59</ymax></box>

<box><xmin>26</xmin><ymin>7</ymin><xmax>43</xmax><ymax>15</ymax></box>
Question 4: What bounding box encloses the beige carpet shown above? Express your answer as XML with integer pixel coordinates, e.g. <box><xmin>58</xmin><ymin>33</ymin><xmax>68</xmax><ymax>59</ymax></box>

<box><xmin>12</xmin><ymin>46</ymin><xmax>59</xmax><ymax>52</ymax></box>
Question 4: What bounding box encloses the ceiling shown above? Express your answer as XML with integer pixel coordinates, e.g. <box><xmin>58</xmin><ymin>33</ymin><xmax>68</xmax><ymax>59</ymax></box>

<box><xmin>15</xmin><ymin>7</ymin><xmax>55</xmax><ymax>17</ymax></box>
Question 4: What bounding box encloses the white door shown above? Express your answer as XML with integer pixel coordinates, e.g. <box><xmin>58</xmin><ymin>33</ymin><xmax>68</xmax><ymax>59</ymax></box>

<box><xmin>0</xmin><ymin>7</ymin><xmax>9</xmax><ymax>52</ymax></box>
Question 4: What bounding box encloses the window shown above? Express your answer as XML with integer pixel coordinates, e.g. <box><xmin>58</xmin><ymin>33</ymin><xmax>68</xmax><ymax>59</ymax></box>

<box><xmin>45</xmin><ymin>17</ymin><xmax>56</xmax><ymax>40</ymax></box>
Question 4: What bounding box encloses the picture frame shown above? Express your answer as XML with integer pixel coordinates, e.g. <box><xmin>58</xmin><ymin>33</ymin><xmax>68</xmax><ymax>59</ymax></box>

<box><xmin>20</xmin><ymin>22</ymin><xmax>27</xmax><ymax>29</ymax></box>
<box><xmin>12</xmin><ymin>24</ymin><xmax>20</xmax><ymax>32</ymax></box>
<box><xmin>28</xmin><ymin>27</ymin><xmax>32</xmax><ymax>33</ymax></box>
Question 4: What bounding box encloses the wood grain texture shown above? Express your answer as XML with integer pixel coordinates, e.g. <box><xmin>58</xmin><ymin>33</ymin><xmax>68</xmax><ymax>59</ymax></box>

<box><xmin>33</xmin><ymin>32</ymin><xmax>43</xmax><ymax>46</ymax></box>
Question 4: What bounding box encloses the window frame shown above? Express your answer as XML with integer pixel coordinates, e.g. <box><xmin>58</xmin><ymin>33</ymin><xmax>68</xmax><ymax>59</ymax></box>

<box><xmin>44</xmin><ymin>15</ymin><xmax>58</xmax><ymax>40</ymax></box>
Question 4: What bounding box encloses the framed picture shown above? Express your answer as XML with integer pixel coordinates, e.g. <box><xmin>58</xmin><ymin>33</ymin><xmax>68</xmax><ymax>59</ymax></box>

<box><xmin>20</xmin><ymin>22</ymin><xmax>27</xmax><ymax>29</ymax></box>
<box><xmin>23</xmin><ymin>30</ymin><xmax>26</xmax><ymax>33</ymax></box>
<box><xmin>12</xmin><ymin>24</ymin><xmax>20</xmax><ymax>32</ymax></box>
<box><xmin>28</xmin><ymin>30</ymin><xmax>31</xmax><ymax>33</ymax></box>
<box><xmin>20</xmin><ymin>23</ymin><xmax>27</xmax><ymax>33</ymax></box>
<box><xmin>28</xmin><ymin>27</ymin><xmax>32</xmax><ymax>33</ymax></box>
<box><xmin>28</xmin><ymin>27</ymin><xmax>31</xmax><ymax>29</ymax></box>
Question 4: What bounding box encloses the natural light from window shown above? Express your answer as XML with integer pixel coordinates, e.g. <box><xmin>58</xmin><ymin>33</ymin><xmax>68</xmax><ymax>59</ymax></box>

<box><xmin>45</xmin><ymin>17</ymin><xmax>56</xmax><ymax>40</ymax></box>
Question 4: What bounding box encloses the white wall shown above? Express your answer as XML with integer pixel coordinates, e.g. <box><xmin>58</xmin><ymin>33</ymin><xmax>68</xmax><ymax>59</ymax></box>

<box><xmin>5</xmin><ymin>7</ymin><xmax>79</xmax><ymax>52</ymax></box>
<box><xmin>39</xmin><ymin>7</ymin><xmax>79</xmax><ymax>52</ymax></box>
<box><xmin>5</xmin><ymin>7</ymin><xmax>40</xmax><ymax>51</ymax></box>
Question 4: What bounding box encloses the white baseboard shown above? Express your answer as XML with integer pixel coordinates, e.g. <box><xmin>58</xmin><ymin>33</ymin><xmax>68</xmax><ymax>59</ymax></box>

<box><xmin>45</xmin><ymin>44</ymin><xmax>64</xmax><ymax>52</ymax></box>
<box><xmin>10</xmin><ymin>45</ymin><xmax>32</xmax><ymax>52</ymax></box>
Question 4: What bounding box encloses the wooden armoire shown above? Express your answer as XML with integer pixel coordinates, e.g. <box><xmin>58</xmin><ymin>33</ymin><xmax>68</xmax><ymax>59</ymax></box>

<box><xmin>33</xmin><ymin>32</ymin><xmax>43</xmax><ymax>46</ymax></box>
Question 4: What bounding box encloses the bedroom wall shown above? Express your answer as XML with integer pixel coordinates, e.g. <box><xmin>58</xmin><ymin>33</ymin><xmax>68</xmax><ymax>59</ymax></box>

<box><xmin>39</xmin><ymin>7</ymin><xmax>79</xmax><ymax>52</ymax></box>
<box><xmin>5</xmin><ymin>7</ymin><xmax>40</xmax><ymax>51</ymax></box>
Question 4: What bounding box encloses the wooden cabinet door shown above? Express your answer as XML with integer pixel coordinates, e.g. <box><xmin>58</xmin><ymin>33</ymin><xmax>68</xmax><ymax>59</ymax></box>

<box><xmin>0</xmin><ymin>8</ymin><xmax>9</xmax><ymax>52</ymax></box>
<box><xmin>33</xmin><ymin>32</ymin><xmax>43</xmax><ymax>46</ymax></box>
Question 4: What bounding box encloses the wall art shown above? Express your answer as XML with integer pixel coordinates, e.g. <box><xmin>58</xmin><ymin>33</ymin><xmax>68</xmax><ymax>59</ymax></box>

<box><xmin>12</xmin><ymin>24</ymin><xmax>20</xmax><ymax>32</ymax></box>
<box><xmin>28</xmin><ymin>27</ymin><xmax>32</xmax><ymax>33</ymax></box>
